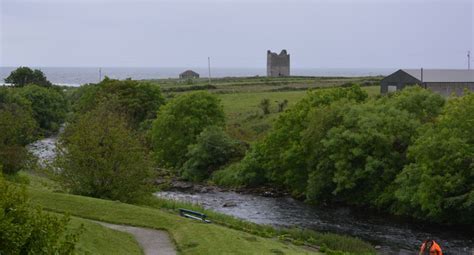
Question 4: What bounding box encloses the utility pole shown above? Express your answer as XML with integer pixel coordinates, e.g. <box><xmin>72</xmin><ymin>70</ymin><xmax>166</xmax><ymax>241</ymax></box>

<box><xmin>208</xmin><ymin>57</ymin><xmax>212</xmax><ymax>84</ymax></box>
<box><xmin>99</xmin><ymin>67</ymin><xmax>102</xmax><ymax>82</ymax></box>
<box><xmin>468</xmin><ymin>51</ymin><xmax>471</xmax><ymax>70</ymax></box>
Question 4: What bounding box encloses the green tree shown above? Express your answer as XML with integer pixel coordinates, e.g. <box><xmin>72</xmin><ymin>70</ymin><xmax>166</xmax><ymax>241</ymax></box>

<box><xmin>56</xmin><ymin>103</ymin><xmax>154</xmax><ymax>203</ymax></box>
<box><xmin>182</xmin><ymin>126</ymin><xmax>245</xmax><ymax>181</ymax></box>
<box><xmin>306</xmin><ymin>101</ymin><xmax>421</xmax><ymax>207</ymax></box>
<box><xmin>242</xmin><ymin>86</ymin><xmax>368</xmax><ymax>196</ymax></box>
<box><xmin>20</xmin><ymin>84</ymin><xmax>67</xmax><ymax>134</ymax></box>
<box><xmin>0</xmin><ymin>175</ymin><xmax>81</xmax><ymax>254</ymax></box>
<box><xmin>385</xmin><ymin>86</ymin><xmax>445</xmax><ymax>122</ymax></box>
<box><xmin>4</xmin><ymin>67</ymin><xmax>52</xmax><ymax>87</ymax></box>
<box><xmin>151</xmin><ymin>92</ymin><xmax>225</xmax><ymax>168</ymax></box>
<box><xmin>395</xmin><ymin>93</ymin><xmax>474</xmax><ymax>224</ymax></box>
<box><xmin>72</xmin><ymin>78</ymin><xmax>165</xmax><ymax>128</ymax></box>
<box><xmin>0</xmin><ymin>88</ymin><xmax>37</xmax><ymax>174</ymax></box>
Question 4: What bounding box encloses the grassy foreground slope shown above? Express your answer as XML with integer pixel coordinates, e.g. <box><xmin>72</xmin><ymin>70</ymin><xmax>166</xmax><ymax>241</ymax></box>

<box><xmin>68</xmin><ymin>216</ymin><xmax>142</xmax><ymax>255</ymax></box>
<box><xmin>29</xmin><ymin>188</ymin><xmax>316</xmax><ymax>255</ymax></box>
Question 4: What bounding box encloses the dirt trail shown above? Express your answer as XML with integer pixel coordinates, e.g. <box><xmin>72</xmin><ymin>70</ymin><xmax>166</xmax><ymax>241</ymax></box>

<box><xmin>93</xmin><ymin>221</ymin><xmax>176</xmax><ymax>255</ymax></box>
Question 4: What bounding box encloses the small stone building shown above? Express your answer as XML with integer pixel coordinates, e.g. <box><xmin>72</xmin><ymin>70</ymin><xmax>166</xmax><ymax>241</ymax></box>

<box><xmin>179</xmin><ymin>70</ymin><xmax>200</xmax><ymax>79</ymax></box>
<box><xmin>267</xmin><ymin>50</ymin><xmax>290</xmax><ymax>77</ymax></box>
<box><xmin>381</xmin><ymin>69</ymin><xmax>474</xmax><ymax>96</ymax></box>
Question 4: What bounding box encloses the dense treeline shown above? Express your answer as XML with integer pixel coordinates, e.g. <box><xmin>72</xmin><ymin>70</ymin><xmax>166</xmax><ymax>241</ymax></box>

<box><xmin>64</xmin><ymin>79</ymin><xmax>242</xmax><ymax>199</ymax></box>
<box><xmin>214</xmin><ymin>86</ymin><xmax>473</xmax><ymax>225</ymax></box>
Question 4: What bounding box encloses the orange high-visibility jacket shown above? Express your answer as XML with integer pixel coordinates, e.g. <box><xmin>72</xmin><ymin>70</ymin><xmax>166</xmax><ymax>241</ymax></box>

<box><xmin>419</xmin><ymin>240</ymin><xmax>443</xmax><ymax>255</ymax></box>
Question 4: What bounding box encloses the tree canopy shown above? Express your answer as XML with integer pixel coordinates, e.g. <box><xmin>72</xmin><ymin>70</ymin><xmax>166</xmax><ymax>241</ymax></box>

<box><xmin>20</xmin><ymin>84</ymin><xmax>68</xmax><ymax>134</ymax></box>
<box><xmin>5</xmin><ymin>67</ymin><xmax>52</xmax><ymax>87</ymax></box>
<box><xmin>151</xmin><ymin>91</ymin><xmax>225</xmax><ymax>168</ymax></box>
<box><xmin>0</xmin><ymin>88</ymin><xmax>37</xmax><ymax>174</ymax></box>
<box><xmin>56</xmin><ymin>103</ymin><xmax>154</xmax><ymax>203</ymax></box>
<box><xmin>395</xmin><ymin>93</ymin><xmax>474</xmax><ymax>224</ymax></box>
<box><xmin>72</xmin><ymin>78</ymin><xmax>164</xmax><ymax>128</ymax></box>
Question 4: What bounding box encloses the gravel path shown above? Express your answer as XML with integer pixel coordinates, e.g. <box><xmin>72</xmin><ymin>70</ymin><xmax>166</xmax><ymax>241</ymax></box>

<box><xmin>93</xmin><ymin>221</ymin><xmax>176</xmax><ymax>255</ymax></box>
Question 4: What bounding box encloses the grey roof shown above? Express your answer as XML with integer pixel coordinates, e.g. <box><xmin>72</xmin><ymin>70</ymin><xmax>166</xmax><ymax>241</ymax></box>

<box><xmin>402</xmin><ymin>69</ymin><xmax>474</xmax><ymax>83</ymax></box>
<box><xmin>180</xmin><ymin>70</ymin><xmax>199</xmax><ymax>76</ymax></box>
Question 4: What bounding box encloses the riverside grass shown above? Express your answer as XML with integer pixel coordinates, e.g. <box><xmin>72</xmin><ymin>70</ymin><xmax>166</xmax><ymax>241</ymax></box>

<box><xmin>29</xmin><ymin>188</ymin><xmax>317</xmax><ymax>255</ymax></box>
<box><xmin>25</xmin><ymin>172</ymin><xmax>374</xmax><ymax>254</ymax></box>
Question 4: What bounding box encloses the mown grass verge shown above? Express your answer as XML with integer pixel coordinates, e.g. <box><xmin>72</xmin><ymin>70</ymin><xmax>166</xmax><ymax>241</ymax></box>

<box><xmin>28</xmin><ymin>188</ymin><xmax>319</xmax><ymax>255</ymax></box>
<box><xmin>140</xmin><ymin>196</ymin><xmax>376</xmax><ymax>255</ymax></box>
<box><xmin>24</xmin><ymin>172</ymin><xmax>375</xmax><ymax>254</ymax></box>
<box><xmin>67</xmin><ymin>215</ymin><xmax>143</xmax><ymax>255</ymax></box>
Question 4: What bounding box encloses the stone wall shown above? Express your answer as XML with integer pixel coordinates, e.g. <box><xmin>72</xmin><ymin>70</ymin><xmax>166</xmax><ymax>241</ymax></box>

<box><xmin>267</xmin><ymin>50</ymin><xmax>290</xmax><ymax>77</ymax></box>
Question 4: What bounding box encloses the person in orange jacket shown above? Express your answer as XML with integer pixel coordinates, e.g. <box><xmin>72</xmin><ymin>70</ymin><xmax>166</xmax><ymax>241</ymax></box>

<box><xmin>419</xmin><ymin>239</ymin><xmax>443</xmax><ymax>255</ymax></box>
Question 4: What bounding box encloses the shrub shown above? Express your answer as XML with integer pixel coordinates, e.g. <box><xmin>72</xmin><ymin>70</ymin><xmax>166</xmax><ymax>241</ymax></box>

<box><xmin>305</xmin><ymin>100</ymin><xmax>421</xmax><ymax>207</ymax></box>
<box><xmin>0</xmin><ymin>175</ymin><xmax>81</xmax><ymax>254</ymax></box>
<box><xmin>259</xmin><ymin>98</ymin><xmax>271</xmax><ymax>114</ymax></box>
<box><xmin>212</xmin><ymin>143</ymin><xmax>268</xmax><ymax>187</ymax></box>
<box><xmin>238</xmin><ymin>86</ymin><xmax>368</xmax><ymax>194</ymax></box>
<box><xmin>395</xmin><ymin>93</ymin><xmax>474</xmax><ymax>224</ymax></box>
<box><xmin>151</xmin><ymin>91</ymin><xmax>225</xmax><ymax>168</ymax></box>
<box><xmin>181</xmin><ymin>126</ymin><xmax>245</xmax><ymax>181</ymax></box>
<box><xmin>20</xmin><ymin>84</ymin><xmax>68</xmax><ymax>134</ymax></box>
<box><xmin>72</xmin><ymin>78</ymin><xmax>165</xmax><ymax>128</ymax></box>
<box><xmin>56</xmin><ymin>103</ymin><xmax>154</xmax><ymax>203</ymax></box>
<box><xmin>0</xmin><ymin>88</ymin><xmax>37</xmax><ymax>174</ymax></box>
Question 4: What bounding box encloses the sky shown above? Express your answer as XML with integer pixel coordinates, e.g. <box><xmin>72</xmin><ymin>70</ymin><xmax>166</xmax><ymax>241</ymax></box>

<box><xmin>0</xmin><ymin>0</ymin><xmax>473</xmax><ymax>69</ymax></box>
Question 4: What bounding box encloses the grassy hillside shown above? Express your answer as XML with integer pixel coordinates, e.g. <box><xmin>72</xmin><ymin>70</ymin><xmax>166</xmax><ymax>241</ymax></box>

<box><xmin>29</xmin><ymin>188</ymin><xmax>316</xmax><ymax>255</ymax></box>
<box><xmin>20</xmin><ymin>171</ymin><xmax>374</xmax><ymax>254</ymax></box>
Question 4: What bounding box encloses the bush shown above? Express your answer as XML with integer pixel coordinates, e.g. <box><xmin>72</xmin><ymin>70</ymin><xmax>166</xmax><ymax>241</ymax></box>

<box><xmin>0</xmin><ymin>88</ymin><xmax>37</xmax><ymax>174</ymax></box>
<box><xmin>305</xmin><ymin>100</ymin><xmax>421</xmax><ymax>207</ymax></box>
<box><xmin>4</xmin><ymin>66</ymin><xmax>52</xmax><ymax>87</ymax></box>
<box><xmin>0</xmin><ymin>175</ymin><xmax>81</xmax><ymax>254</ymax></box>
<box><xmin>72</xmin><ymin>78</ymin><xmax>165</xmax><ymax>128</ymax></box>
<box><xmin>181</xmin><ymin>126</ymin><xmax>245</xmax><ymax>181</ymax></box>
<box><xmin>56</xmin><ymin>103</ymin><xmax>154</xmax><ymax>203</ymax></box>
<box><xmin>212</xmin><ymin>143</ymin><xmax>268</xmax><ymax>187</ymax></box>
<box><xmin>259</xmin><ymin>98</ymin><xmax>271</xmax><ymax>114</ymax></box>
<box><xmin>238</xmin><ymin>86</ymin><xmax>368</xmax><ymax>195</ymax></box>
<box><xmin>395</xmin><ymin>93</ymin><xmax>474</xmax><ymax>224</ymax></box>
<box><xmin>385</xmin><ymin>86</ymin><xmax>445</xmax><ymax>122</ymax></box>
<box><xmin>151</xmin><ymin>91</ymin><xmax>225</xmax><ymax>168</ymax></box>
<box><xmin>20</xmin><ymin>84</ymin><xmax>68</xmax><ymax>134</ymax></box>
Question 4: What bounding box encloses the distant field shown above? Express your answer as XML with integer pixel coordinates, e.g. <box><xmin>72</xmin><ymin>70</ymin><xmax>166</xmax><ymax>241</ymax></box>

<box><xmin>217</xmin><ymin>86</ymin><xmax>380</xmax><ymax>142</ymax></box>
<box><xmin>219</xmin><ymin>91</ymin><xmax>306</xmax><ymax>141</ymax></box>
<box><xmin>147</xmin><ymin>75</ymin><xmax>382</xmax><ymax>141</ymax></box>
<box><xmin>146</xmin><ymin>75</ymin><xmax>383</xmax><ymax>94</ymax></box>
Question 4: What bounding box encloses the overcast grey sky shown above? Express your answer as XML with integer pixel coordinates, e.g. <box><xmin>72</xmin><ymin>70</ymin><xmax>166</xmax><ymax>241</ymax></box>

<box><xmin>1</xmin><ymin>0</ymin><xmax>473</xmax><ymax>68</ymax></box>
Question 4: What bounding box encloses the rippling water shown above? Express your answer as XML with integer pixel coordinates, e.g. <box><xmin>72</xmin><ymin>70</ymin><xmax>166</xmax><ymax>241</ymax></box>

<box><xmin>155</xmin><ymin>190</ymin><xmax>474</xmax><ymax>255</ymax></box>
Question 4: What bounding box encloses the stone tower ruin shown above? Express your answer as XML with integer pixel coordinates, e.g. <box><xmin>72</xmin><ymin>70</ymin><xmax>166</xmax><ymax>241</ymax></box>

<box><xmin>267</xmin><ymin>50</ymin><xmax>290</xmax><ymax>77</ymax></box>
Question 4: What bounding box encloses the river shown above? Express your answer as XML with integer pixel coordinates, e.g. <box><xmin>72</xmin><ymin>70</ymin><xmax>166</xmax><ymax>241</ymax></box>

<box><xmin>28</xmin><ymin>135</ymin><xmax>473</xmax><ymax>255</ymax></box>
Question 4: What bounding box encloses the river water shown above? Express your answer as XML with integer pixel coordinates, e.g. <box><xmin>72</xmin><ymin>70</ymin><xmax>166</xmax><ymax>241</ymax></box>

<box><xmin>28</xmin><ymin>136</ymin><xmax>473</xmax><ymax>254</ymax></box>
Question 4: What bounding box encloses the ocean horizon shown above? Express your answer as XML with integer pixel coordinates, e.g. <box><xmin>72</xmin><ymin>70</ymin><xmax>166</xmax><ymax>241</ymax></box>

<box><xmin>0</xmin><ymin>67</ymin><xmax>395</xmax><ymax>86</ymax></box>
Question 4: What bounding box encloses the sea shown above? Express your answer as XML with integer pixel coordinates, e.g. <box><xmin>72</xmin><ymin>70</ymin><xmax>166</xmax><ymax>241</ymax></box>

<box><xmin>0</xmin><ymin>67</ymin><xmax>395</xmax><ymax>87</ymax></box>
